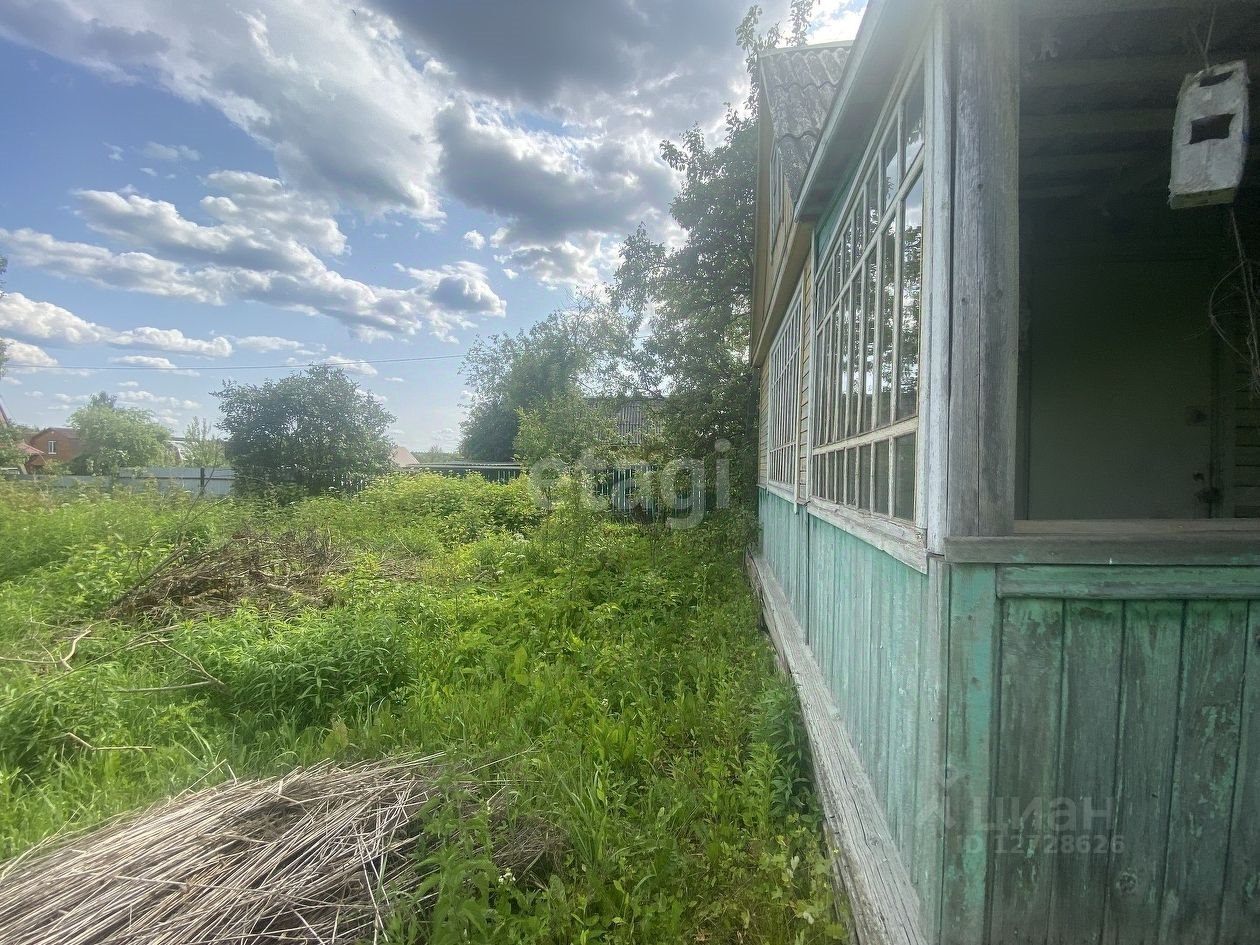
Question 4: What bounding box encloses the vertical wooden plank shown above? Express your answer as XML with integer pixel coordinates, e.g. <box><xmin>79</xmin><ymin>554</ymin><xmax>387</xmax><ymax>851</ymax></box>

<box><xmin>914</xmin><ymin>555</ymin><xmax>950</xmax><ymax>943</ymax></box>
<box><xmin>987</xmin><ymin>597</ymin><xmax>1064</xmax><ymax>944</ymax></box>
<box><xmin>945</xmin><ymin>0</ymin><xmax>1020</xmax><ymax>537</ymax></box>
<box><xmin>871</xmin><ymin>551</ymin><xmax>890</xmax><ymax>808</ymax></box>
<box><xmin>1218</xmin><ymin>600</ymin><xmax>1260</xmax><ymax>944</ymax></box>
<box><xmin>1049</xmin><ymin>601</ymin><xmax>1124</xmax><ymax>944</ymax></box>
<box><xmin>923</xmin><ymin>4</ymin><xmax>953</xmax><ymax>554</ymax></box>
<box><xmin>1102</xmin><ymin>600</ymin><xmax>1183</xmax><ymax>945</ymax></box>
<box><xmin>1159</xmin><ymin>601</ymin><xmax>1247</xmax><ymax>943</ymax></box>
<box><xmin>942</xmin><ymin>564</ymin><xmax>1000</xmax><ymax>945</ymax></box>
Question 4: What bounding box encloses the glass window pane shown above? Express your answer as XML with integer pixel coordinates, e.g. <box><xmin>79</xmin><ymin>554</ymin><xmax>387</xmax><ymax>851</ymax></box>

<box><xmin>903</xmin><ymin>67</ymin><xmax>925</xmax><ymax>172</ymax></box>
<box><xmin>839</xmin><ymin>289</ymin><xmax>851</xmax><ymax>440</ymax></box>
<box><xmin>846</xmin><ymin>447</ymin><xmax>857</xmax><ymax>506</ymax></box>
<box><xmin>849</xmin><ymin>278</ymin><xmax>863</xmax><ymax>436</ymax></box>
<box><xmin>882</xmin><ymin>125</ymin><xmax>899</xmax><ymax>207</ymax></box>
<box><xmin>852</xmin><ymin>200</ymin><xmax>865</xmax><ymax>260</ymax></box>
<box><xmin>862</xmin><ymin>250</ymin><xmax>878</xmax><ymax>433</ymax></box>
<box><xmin>874</xmin><ymin>439</ymin><xmax>890</xmax><ymax>514</ymax></box>
<box><xmin>898</xmin><ymin>175</ymin><xmax>924</xmax><ymax>419</ymax></box>
<box><xmin>843</xmin><ymin>220</ymin><xmax>854</xmax><ymax>281</ymax></box>
<box><xmin>857</xmin><ymin>444</ymin><xmax>871</xmax><ymax>511</ymax></box>
<box><xmin>866</xmin><ymin>170</ymin><xmax>880</xmax><ymax>240</ymax></box>
<box><xmin>894</xmin><ymin>433</ymin><xmax>916</xmax><ymax>520</ymax></box>
<box><xmin>878</xmin><ymin>220</ymin><xmax>896</xmax><ymax>427</ymax></box>
<box><xmin>828</xmin><ymin>451</ymin><xmax>838</xmax><ymax>502</ymax></box>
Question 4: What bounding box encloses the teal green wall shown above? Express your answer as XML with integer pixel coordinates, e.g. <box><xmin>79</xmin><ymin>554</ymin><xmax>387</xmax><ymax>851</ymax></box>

<box><xmin>944</xmin><ymin>564</ymin><xmax>1260</xmax><ymax>945</ymax></box>
<box><xmin>760</xmin><ymin>488</ymin><xmax>1260</xmax><ymax>944</ymax></box>
<box><xmin>759</xmin><ymin>487</ymin><xmax>943</xmax><ymax>938</ymax></box>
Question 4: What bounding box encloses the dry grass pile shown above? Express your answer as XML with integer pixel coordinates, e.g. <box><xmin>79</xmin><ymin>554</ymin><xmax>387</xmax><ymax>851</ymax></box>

<box><xmin>109</xmin><ymin>528</ymin><xmax>347</xmax><ymax>622</ymax></box>
<box><xmin>0</xmin><ymin>757</ymin><xmax>550</xmax><ymax>945</ymax></box>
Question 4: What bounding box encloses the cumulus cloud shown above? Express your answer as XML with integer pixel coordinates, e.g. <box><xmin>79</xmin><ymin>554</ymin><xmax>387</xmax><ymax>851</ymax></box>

<box><xmin>1</xmin><ymin>189</ymin><xmax>507</xmax><ymax>339</ymax></box>
<box><xmin>436</xmin><ymin>100</ymin><xmax>672</xmax><ymax>246</ymax></box>
<box><xmin>366</xmin><ymin>0</ymin><xmax>743</xmax><ymax>115</ymax></box>
<box><xmin>108</xmin><ymin>354</ymin><xmax>200</xmax><ymax>375</ymax></box>
<box><xmin>321</xmin><ymin>355</ymin><xmax>378</xmax><ymax>377</ymax></box>
<box><xmin>201</xmin><ymin>171</ymin><xmax>346</xmax><ymax>256</ymax></box>
<box><xmin>116</xmin><ymin>389</ymin><xmax>200</xmax><ymax>410</ymax></box>
<box><xmin>463</xmin><ymin>230</ymin><xmax>486</xmax><ymax>250</ymax></box>
<box><xmin>0</xmin><ymin>0</ymin><xmax>447</xmax><ymax>219</ymax></box>
<box><xmin>233</xmin><ymin>334</ymin><xmax>310</xmax><ymax>353</ymax></box>
<box><xmin>1</xmin><ymin>339</ymin><xmax>58</xmax><ymax>367</ymax></box>
<box><xmin>0</xmin><ymin>292</ymin><xmax>232</xmax><ymax>357</ymax></box>
<box><xmin>808</xmin><ymin>0</ymin><xmax>866</xmax><ymax>43</ymax></box>
<box><xmin>140</xmin><ymin>141</ymin><xmax>199</xmax><ymax>162</ymax></box>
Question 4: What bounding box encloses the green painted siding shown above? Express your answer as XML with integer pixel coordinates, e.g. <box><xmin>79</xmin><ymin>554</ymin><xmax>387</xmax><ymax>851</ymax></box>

<box><xmin>759</xmin><ymin>487</ymin><xmax>943</xmax><ymax>938</ymax></box>
<box><xmin>945</xmin><ymin>563</ymin><xmax>1260</xmax><ymax>945</ymax></box>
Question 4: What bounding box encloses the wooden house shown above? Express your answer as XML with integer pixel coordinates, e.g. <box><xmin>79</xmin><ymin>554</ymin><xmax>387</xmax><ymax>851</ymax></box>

<box><xmin>749</xmin><ymin>3</ymin><xmax>1260</xmax><ymax>943</ymax></box>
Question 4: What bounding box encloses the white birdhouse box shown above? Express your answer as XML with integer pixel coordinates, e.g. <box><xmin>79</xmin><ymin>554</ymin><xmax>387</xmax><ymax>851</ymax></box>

<box><xmin>1169</xmin><ymin>60</ymin><xmax>1250</xmax><ymax>209</ymax></box>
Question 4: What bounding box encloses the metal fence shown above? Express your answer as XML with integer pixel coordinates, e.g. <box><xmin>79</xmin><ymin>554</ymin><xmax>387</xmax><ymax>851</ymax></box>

<box><xmin>2</xmin><ymin>467</ymin><xmax>235</xmax><ymax>496</ymax></box>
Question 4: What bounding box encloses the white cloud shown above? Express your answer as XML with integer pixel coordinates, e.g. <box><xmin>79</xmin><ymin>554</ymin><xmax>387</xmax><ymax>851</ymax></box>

<box><xmin>108</xmin><ymin>355</ymin><xmax>199</xmax><ymax>375</ymax></box>
<box><xmin>105</xmin><ymin>143</ymin><xmax>124</xmax><ymax>161</ymax></box>
<box><xmin>385</xmin><ymin>376</ymin><xmax>405</xmax><ymax>383</ymax></box>
<box><xmin>140</xmin><ymin>167</ymin><xmax>158</xmax><ymax>177</ymax></box>
<box><xmin>116</xmin><ymin>389</ymin><xmax>200</xmax><ymax>410</ymax></box>
<box><xmin>0</xmin><ymin>292</ymin><xmax>232</xmax><ymax>357</ymax></box>
<box><xmin>233</xmin><ymin>334</ymin><xmax>307</xmax><ymax>353</ymax></box>
<box><xmin>463</xmin><ymin>229</ymin><xmax>486</xmax><ymax>250</ymax></box>
<box><xmin>322</xmin><ymin>355</ymin><xmax>378</xmax><ymax>376</ymax></box>
<box><xmin>140</xmin><ymin>141</ymin><xmax>199</xmax><ymax>162</ymax></box>
<box><xmin>0</xmin><ymin>0</ymin><xmax>447</xmax><ymax>220</ymax></box>
<box><xmin>200</xmin><ymin>171</ymin><xmax>346</xmax><ymax>256</ymax></box>
<box><xmin>1</xmin><ymin>340</ymin><xmax>58</xmax><ymax>367</ymax></box>
<box><xmin>807</xmin><ymin>1</ymin><xmax>866</xmax><ymax>43</ymax></box>
<box><xmin>119</xmin><ymin>380</ymin><xmax>140</xmax><ymax>388</ymax></box>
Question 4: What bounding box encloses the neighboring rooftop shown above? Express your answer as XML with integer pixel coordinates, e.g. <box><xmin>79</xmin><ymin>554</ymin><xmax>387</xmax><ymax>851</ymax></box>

<box><xmin>758</xmin><ymin>41</ymin><xmax>852</xmax><ymax>201</ymax></box>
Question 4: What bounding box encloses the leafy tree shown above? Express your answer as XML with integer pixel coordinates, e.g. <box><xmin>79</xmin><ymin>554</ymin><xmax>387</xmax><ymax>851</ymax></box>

<box><xmin>608</xmin><ymin>2</ymin><xmax>814</xmax><ymax>502</ymax></box>
<box><xmin>214</xmin><ymin>365</ymin><xmax>394</xmax><ymax>496</ymax></box>
<box><xmin>460</xmin><ymin>293</ymin><xmax>632</xmax><ymax>460</ymax></box>
<box><xmin>68</xmin><ymin>398</ymin><xmax>173</xmax><ymax>474</ymax></box>
<box><xmin>180</xmin><ymin>416</ymin><xmax>227</xmax><ymax>467</ymax></box>
<box><xmin>514</xmin><ymin>389</ymin><xmax>626</xmax><ymax>467</ymax></box>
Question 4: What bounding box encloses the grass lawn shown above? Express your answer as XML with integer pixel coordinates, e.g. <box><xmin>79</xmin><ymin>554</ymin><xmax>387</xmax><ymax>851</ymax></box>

<box><xmin>0</xmin><ymin>474</ymin><xmax>844</xmax><ymax>943</ymax></box>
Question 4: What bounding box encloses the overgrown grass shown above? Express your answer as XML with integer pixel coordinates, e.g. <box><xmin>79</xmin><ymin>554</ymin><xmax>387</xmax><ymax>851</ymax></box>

<box><xmin>0</xmin><ymin>474</ymin><xmax>845</xmax><ymax>942</ymax></box>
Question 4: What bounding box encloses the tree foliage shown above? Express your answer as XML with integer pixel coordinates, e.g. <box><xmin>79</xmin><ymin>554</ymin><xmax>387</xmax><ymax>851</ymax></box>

<box><xmin>459</xmin><ymin>294</ymin><xmax>632</xmax><ymax>461</ymax></box>
<box><xmin>605</xmin><ymin>3</ymin><xmax>812</xmax><ymax>501</ymax></box>
<box><xmin>68</xmin><ymin>395</ymin><xmax>173</xmax><ymax>475</ymax></box>
<box><xmin>458</xmin><ymin>2</ymin><xmax>815</xmax><ymax>498</ymax></box>
<box><xmin>180</xmin><ymin>417</ymin><xmax>228</xmax><ymax>468</ymax></box>
<box><xmin>215</xmin><ymin>365</ymin><xmax>395</xmax><ymax>496</ymax></box>
<box><xmin>514</xmin><ymin>389</ymin><xmax>626</xmax><ymax>468</ymax></box>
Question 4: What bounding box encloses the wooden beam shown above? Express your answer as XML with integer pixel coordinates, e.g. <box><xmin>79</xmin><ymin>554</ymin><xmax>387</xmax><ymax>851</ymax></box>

<box><xmin>1021</xmin><ymin>108</ymin><xmax>1174</xmax><ymax>140</ymax></box>
<box><xmin>1023</xmin><ymin>54</ymin><xmax>1260</xmax><ymax>90</ymax></box>
<box><xmin>997</xmin><ymin>564</ymin><xmax>1260</xmax><ymax>599</ymax></box>
<box><xmin>946</xmin><ymin>0</ymin><xmax>1020</xmax><ymax>538</ymax></box>
<box><xmin>1023</xmin><ymin>0</ymin><xmax>1215</xmax><ymax>18</ymax></box>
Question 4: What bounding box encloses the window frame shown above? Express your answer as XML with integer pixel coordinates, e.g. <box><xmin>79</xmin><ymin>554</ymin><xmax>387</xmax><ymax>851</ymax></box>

<box><xmin>46</xmin><ymin>439</ymin><xmax>57</xmax><ymax>455</ymax></box>
<box><xmin>765</xmin><ymin>276</ymin><xmax>804</xmax><ymax>499</ymax></box>
<box><xmin>804</xmin><ymin>43</ymin><xmax>935</xmax><ymax>570</ymax></box>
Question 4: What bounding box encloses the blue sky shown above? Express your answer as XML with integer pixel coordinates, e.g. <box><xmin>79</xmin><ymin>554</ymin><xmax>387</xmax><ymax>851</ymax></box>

<box><xmin>0</xmin><ymin>0</ymin><xmax>862</xmax><ymax>449</ymax></box>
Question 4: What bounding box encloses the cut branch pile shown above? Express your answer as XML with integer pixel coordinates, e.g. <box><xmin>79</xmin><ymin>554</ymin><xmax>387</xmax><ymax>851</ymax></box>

<box><xmin>0</xmin><ymin>757</ymin><xmax>513</xmax><ymax>945</ymax></box>
<box><xmin>109</xmin><ymin>528</ymin><xmax>347</xmax><ymax>622</ymax></box>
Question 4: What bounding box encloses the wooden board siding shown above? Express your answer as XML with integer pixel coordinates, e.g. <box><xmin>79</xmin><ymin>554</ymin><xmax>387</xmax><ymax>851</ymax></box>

<box><xmin>943</xmin><ymin>565</ymin><xmax>1260</xmax><ymax>945</ymax></box>
<box><xmin>759</xmin><ymin>487</ymin><xmax>942</xmax><ymax>941</ymax></box>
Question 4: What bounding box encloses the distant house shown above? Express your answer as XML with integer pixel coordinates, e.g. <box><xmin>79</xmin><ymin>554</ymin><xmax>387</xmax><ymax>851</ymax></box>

<box><xmin>389</xmin><ymin>445</ymin><xmax>420</xmax><ymax>468</ymax></box>
<box><xmin>23</xmin><ymin>427</ymin><xmax>83</xmax><ymax>472</ymax></box>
